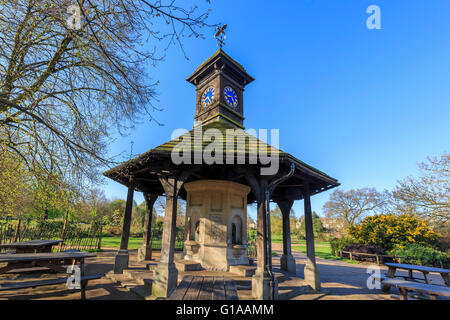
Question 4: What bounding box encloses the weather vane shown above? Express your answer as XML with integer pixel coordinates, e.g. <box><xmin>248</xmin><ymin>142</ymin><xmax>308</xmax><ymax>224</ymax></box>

<box><xmin>215</xmin><ymin>24</ymin><xmax>227</xmax><ymax>48</ymax></box>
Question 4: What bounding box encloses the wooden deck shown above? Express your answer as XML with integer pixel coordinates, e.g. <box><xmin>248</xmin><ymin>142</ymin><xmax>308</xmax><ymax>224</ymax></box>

<box><xmin>168</xmin><ymin>276</ymin><xmax>239</xmax><ymax>300</ymax></box>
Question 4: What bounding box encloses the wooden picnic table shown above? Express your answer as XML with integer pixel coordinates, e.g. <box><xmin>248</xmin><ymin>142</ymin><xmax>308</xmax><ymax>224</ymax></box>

<box><xmin>0</xmin><ymin>251</ymin><xmax>98</xmax><ymax>299</ymax></box>
<box><xmin>168</xmin><ymin>276</ymin><xmax>239</xmax><ymax>300</ymax></box>
<box><xmin>382</xmin><ymin>278</ymin><xmax>450</xmax><ymax>300</ymax></box>
<box><xmin>383</xmin><ymin>263</ymin><xmax>450</xmax><ymax>292</ymax></box>
<box><xmin>0</xmin><ymin>239</ymin><xmax>63</xmax><ymax>253</ymax></box>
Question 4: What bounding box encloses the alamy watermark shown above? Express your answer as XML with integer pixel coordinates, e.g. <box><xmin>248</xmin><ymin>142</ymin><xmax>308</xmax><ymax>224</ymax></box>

<box><xmin>66</xmin><ymin>265</ymin><xmax>81</xmax><ymax>289</ymax></box>
<box><xmin>367</xmin><ymin>5</ymin><xmax>381</xmax><ymax>30</ymax></box>
<box><xmin>67</xmin><ymin>4</ymin><xmax>82</xmax><ymax>30</ymax></box>
<box><xmin>170</xmin><ymin>126</ymin><xmax>280</xmax><ymax>176</ymax></box>
<box><xmin>366</xmin><ymin>265</ymin><xmax>382</xmax><ymax>290</ymax></box>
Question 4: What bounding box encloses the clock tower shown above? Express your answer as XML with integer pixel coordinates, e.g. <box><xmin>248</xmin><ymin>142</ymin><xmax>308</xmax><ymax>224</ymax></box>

<box><xmin>186</xmin><ymin>49</ymin><xmax>254</xmax><ymax>128</ymax></box>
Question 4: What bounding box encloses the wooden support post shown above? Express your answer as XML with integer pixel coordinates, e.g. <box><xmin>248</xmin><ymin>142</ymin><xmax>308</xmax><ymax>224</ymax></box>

<box><xmin>244</xmin><ymin>173</ymin><xmax>277</xmax><ymax>300</ymax></box>
<box><xmin>59</xmin><ymin>213</ymin><xmax>68</xmax><ymax>252</ymax></box>
<box><xmin>251</xmin><ymin>179</ymin><xmax>276</xmax><ymax>300</ymax></box>
<box><xmin>277</xmin><ymin>199</ymin><xmax>296</xmax><ymax>274</ymax></box>
<box><xmin>256</xmin><ymin>186</ymin><xmax>267</xmax><ymax>272</ymax></box>
<box><xmin>138</xmin><ymin>193</ymin><xmax>158</xmax><ymax>262</ymax></box>
<box><xmin>97</xmin><ymin>224</ymin><xmax>103</xmax><ymax>250</ymax></box>
<box><xmin>13</xmin><ymin>218</ymin><xmax>21</xmax><ymax>243</ymax></box>
<box><xmin>303</xmin><ymin>182</ymin><xmax>321</xmax><ymax>291</ymax></box>
<box><xmin>114</xmin><ymin>184</ymin><xmax>134</xmax><ymax>274</ymax></box>
<box><xmin>152</xmin><ymin>173</ymin><xmax>189</xmax><ymax>298</ymax></box>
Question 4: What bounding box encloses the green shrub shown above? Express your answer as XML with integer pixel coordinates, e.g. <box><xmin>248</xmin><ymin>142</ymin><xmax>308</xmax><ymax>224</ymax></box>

<box><xmin>347</xmin><ymin>214</ymin><xmax>439</xmax><ymax>251</ymax></box>
<box><xmin>247</xmin><ymin>229</ymin><xmax>257</xmax><ymax>242</ymax></box>
<box><xmin>330</xmin><ymin>236</ymin><xmax>357</xmax><ymax>256</ymax></box>
<box><xmin>391</xmin><ymin>243</ymin><xmax>448</xmax><ymax>268</ymax></box>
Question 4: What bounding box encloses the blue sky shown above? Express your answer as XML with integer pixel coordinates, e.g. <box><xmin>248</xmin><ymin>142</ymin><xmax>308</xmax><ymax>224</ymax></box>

<box><xmin>100</xmin><ymin>0</ymin><xmax>450</xmax><ymax>219</ymax></box>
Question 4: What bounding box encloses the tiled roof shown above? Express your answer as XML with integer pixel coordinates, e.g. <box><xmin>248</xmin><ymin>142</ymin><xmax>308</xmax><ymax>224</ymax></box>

<box><xmin>104</xmin><ymin>120</ymin><xmax>337</xmax><ymax>184</ymax></box>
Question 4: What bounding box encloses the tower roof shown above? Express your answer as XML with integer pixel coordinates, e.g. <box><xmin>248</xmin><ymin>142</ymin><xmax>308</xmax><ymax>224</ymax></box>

<box><xmin>186</xmin><ymin>49</ymin><xmax>254</xmax><ymax>86</ymax></box>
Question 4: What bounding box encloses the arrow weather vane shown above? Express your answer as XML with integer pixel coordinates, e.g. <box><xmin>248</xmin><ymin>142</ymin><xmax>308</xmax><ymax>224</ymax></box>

<box><xmin>215</xmin><ymin>24</ymin><xmax>227</xmax><ymax>48</ymax></box>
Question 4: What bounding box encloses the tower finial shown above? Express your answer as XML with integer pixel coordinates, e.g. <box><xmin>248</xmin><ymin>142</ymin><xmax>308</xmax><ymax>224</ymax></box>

<box><xmin>214</xmin><ymin>24</ymin><xmax>227</xmax><ymax>48</ymax></box>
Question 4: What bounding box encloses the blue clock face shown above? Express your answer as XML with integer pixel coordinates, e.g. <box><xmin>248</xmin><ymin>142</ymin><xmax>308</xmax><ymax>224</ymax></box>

<box><xmin>201</xmin><ymin>87</ymin><xmax>215</xmax><ymax>108</ymax></box>
<box><xmin>224</xmin><ymin>86</ymin><xmax>239</xmax><ymax>109</ymax></box>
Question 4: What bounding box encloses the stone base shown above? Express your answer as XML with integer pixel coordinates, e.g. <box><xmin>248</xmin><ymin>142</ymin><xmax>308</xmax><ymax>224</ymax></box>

<box><xmin>113</xmin><ymin>250</ymin><xmax>129</xmax><ymax>274</ymax></box>
<box><xmin>229</xmin><ymin>264</ymin><xmax>256</xmax><ymax>277</ymax></box>
<box><xmin>280</xmin><ymin>254</ymin><xmax>296</xmax><ymax>274</ymax></box>
<box><xmin>175</xmin><ymin>260</ymin><xmax>202</xmax><ymax>272</ymax></box>
<box><xmin>137</xmin><ymin>245</ymin><xmax>152</xmax><ymax>262</ymax></box>
<box><xmin>152</xmin><ymin>262</ymin><xmax>178</xmax><ymax>298</ymax></box>
<box><xmin>304</xmin><ymin>261</ymin><xmax>321</xmax><ymax>291</ymax></box>
<box><xmin>251</xmin><ymin>269</ymin><xmax>278</xmax><ymax>300</ymax></box>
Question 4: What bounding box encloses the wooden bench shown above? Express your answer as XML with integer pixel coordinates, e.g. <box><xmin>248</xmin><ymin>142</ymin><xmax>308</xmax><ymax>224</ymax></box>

<box><xmin>381</xmin><ymin>278</ymin><xmax>450</xmax><ymax>300</ymax></box>
<box><xmin>372</xmin><ymin>273</ymin><xmax>427</xmax><ymax>284</ymax></box>
<box><xmin>0</xmin><ymin>274</ymin><xmax>102</xmax><ymax>299</ymax></box>
<box><xmin>0</xmin><ymin>240</ymin><xmax>63</xmax><ymax>254</ymax></box>
<box><xmin>168</xmin><ymin>276</ymin><xmax>239</xmax><ymax>300</ymax></box>
<box><xmin>0</xmin><ymin>252</ymin><xmax>99</xmax><ymax>299</ymax></box>
<box><xmin>384</xmin><ymin>263</ymin><xmax>449</xmax><ymax>286</ymax></box>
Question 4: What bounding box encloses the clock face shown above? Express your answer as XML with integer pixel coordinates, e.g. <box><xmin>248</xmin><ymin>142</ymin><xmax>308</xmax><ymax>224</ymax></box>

<box><xmin>224</xmin><ymin>86</ymin><xmax>239</xmax><ymax>110</ymax></box>
<box><xmin>201</xmin><ymin>86</ymin><xmax>215</xmax><ymax>108</ymax></box>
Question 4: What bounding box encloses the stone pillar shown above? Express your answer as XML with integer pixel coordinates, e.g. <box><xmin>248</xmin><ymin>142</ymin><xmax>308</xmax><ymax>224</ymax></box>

<box><xmin>114</xmin><ymin>184</ymin><xmax>134</xmax><ymax>274</ymax></box>
<box><xmin>138</xmin><ymin>193</ymin><xmax>158</xmax><ymax>262</ymax></box>
<box><xmin>251</xmin><ymin>180</ymin><xmax>278</xmax><ymax>300</ymax></box>
<box><xmin>303</xmin><ymin>182</ymin><xmax>321</xmax><ymax>291</ymax></box>
<box><xmin>277</xmin><ymin>199</ymin><xmax>296</xmax><ymax>274</ymax></box>
<box><xmin>152</xmin><ymin>176</ymin><xmax>184</xmax><ymax>298</ymax></box>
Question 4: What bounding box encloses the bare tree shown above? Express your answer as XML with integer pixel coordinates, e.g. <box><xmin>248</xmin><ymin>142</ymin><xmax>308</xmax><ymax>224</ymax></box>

<box><xmin>392</xmin><ymin>154</ymin><xmax>449</xmax><ymax>227</ymax></box>
<box><xmin>0</xmin><ymin>0</ymin><xmax>216</xmax><ymax>184</ymax></box>
<box><xmin>322</xmin><ymin>188</ymin><xmax>387</xmax><ymax>228</ymax></box>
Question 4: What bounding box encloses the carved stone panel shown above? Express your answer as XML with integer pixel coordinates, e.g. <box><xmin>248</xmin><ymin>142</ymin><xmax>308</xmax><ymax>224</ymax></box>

<box><xmin>211</xmin><ymin>193</ymin><xmax>222</xmax><ymax>211</ymax></box>
<box><xmin>209</xmin><ymin>214</ymin><xmax>225</xmax><ymax>244</ymax></box>
<box><xmin>230</xmin><ymin>194</ymin><xmax>244</xmax><ymax>209</ymax></box>
<box><xmin>190</xmin><ymin>194</ymin><xmax>202</xmax><ymax>206</ymax></box>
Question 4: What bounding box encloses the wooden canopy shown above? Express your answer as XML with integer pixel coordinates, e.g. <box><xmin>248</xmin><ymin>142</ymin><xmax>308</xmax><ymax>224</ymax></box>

<box><xmin>103</xmin><ymin>121</ymin><xmax>339</xmax><ymax>203</ymax></box>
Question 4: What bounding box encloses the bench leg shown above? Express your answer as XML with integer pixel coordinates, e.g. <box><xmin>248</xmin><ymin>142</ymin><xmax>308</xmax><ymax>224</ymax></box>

<box><xmin>382</xmin><ymin>267</ymin><xmax>396</xmax><ymax>293</ymax></box>
<box><xmin>440</xmin><ymin>273</ymin><xmax>449</xmax><ymax>286</ymax></box>
<box><xmin>399</xmin><ymin>288</ymin><xmax>409</xmax><ymax>300</ymax></box>
<box><xmin>423</xmin><ymin>272</ymin><xmax>429</xmax><ymax>284</ymax></box>
<box><xmin>80</xmin><ymin>258</ymin><xmax>86</xmax><ymax>300</ymax></box>
<box><xmin>382</xmin><ymin>285</ymin><xmax>391</xmax><ymax>293</ymax></box>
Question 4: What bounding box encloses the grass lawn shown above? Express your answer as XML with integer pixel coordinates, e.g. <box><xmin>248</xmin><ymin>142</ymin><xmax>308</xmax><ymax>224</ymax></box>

<box><xmin>101</xmin><ymin>236</ymin><xmax>144</xmax><ymax>249</ymax></box>
<box><xmin>100</xmin><ymin>236</ymin><xmax>184</xmax><ymax>250</ymax></box>
<box><xmin>292</xmin><ymin>242</ymin><xmax>357</xmax><ymax>264</ymax></box>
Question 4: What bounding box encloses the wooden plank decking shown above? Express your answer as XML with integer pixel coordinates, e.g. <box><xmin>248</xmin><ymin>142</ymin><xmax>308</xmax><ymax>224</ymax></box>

<box><xmin>168</xmin><ymin>276</ymin><xmax>239</xmax><ymax>300</ymax></box>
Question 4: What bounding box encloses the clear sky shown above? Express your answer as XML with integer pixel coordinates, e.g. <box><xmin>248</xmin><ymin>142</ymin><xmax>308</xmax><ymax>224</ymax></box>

<box><xmin>100</xmin><ymin>0</ymin><xmax>450</xmax><ymax>220</ymax></box>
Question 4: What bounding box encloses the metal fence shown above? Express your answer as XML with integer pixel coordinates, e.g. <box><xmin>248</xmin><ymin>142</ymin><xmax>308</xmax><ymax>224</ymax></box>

<box><xmin>148</xmin><ymin>229</ymin><xmax>184</xmax><ymax>251</ymax></box>
<box><xmin>0</xmin><ymin>221</ymin><xmax>102</xmax><ymax>252</ymax></box>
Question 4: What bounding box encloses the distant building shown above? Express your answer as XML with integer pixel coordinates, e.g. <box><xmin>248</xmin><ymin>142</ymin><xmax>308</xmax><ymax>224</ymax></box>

<box><xmin>321</xmin><ymin>217</ymin><xmax>346</xmax><ymax>236</ymax></box>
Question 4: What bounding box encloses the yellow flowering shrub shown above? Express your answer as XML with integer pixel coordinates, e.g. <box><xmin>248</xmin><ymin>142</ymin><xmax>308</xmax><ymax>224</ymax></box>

<box><xmin>347</xmin><ymin>214</ymin><xmax>439</xmax><ymax>251</ymax></box>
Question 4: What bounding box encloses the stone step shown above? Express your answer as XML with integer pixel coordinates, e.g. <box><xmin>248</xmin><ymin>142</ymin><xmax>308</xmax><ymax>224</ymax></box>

<box><xmin>129</xmin><ymin>285</ymin><xmax>153</xmax><ymax>300</ymax></box>
<box><xmin>234</xmin><ymin>279</ymin><xmax>252</xmax><ymax>290</ymax></box>
<box><xmin>146</xmin><ymin>263</ymin><xmax>158</xmax><ymax>271</ymax></box>
<box><xmin>175</xmin><ymin>260</ymin><xmax>203</xmax><ymax>272</ymax></box>
<box><xmin>121</xmin><ymin>280</ymin><xmax>141</xmax><ymax>289</ymax></box>
<box><xmin>105</xmin><ymin>271</ymin><xmax>128</xmax><ymax>284</ymax></box>
<box><xmin>229</xmin><ymin>265</ymin><xmax>256</xmax><ymax>277</ymax></box>
<box><xmin>275</xmin><ymin>272</ymin><xmax>287</xmax><ymax>284</ymax></box>
<box><xmin>105</xmin><ymin>270</ymin><xmax>153</xmax><ymax>300</ymax></box>
<box><xmin>123</xmin><ymin>269</ymin><xmax>154</xmax><ymax>287</ymax></box>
